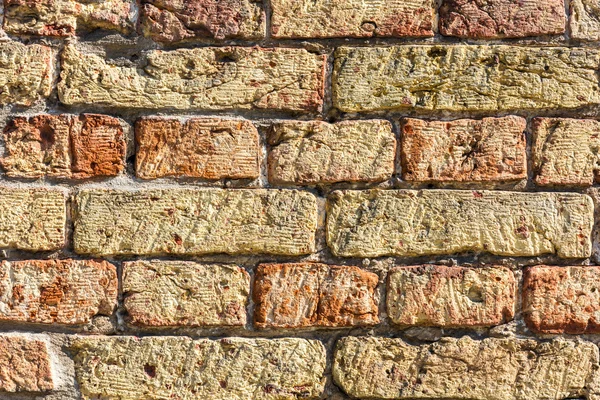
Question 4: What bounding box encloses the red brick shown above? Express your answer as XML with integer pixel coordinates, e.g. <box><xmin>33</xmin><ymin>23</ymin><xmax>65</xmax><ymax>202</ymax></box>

<box><xmin>0</xmin><ymin>336</ymin><xmax>53</xmax><ymax>392</ymax></box>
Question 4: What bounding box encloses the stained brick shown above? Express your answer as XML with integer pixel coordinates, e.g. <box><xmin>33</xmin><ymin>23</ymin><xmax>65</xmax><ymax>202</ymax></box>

<box><xmin>0</xmin><ymin>336</ymin><xmax>53</xmax><ymax>392</ymax></box>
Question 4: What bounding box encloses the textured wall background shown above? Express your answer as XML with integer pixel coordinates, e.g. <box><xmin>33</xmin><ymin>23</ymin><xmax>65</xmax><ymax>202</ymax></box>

<box><xmin>1</xmin><ymin>0</ymin><xmax>600</xmax><ymax>399</ymax></box>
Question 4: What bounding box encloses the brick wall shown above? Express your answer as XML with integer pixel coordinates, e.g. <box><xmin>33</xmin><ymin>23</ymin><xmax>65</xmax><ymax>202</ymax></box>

<box><xmin>1</xmin><ymin>1</ymin><xmax>600</xmax><ymax>399</ymax></box>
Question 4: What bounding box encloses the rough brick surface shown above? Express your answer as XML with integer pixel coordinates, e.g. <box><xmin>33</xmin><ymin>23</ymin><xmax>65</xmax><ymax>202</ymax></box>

<box><xmin>253</xmin><ymin>263</ymin><xmax>379</xmax><ymax>329</ymax></box>
<box><xmin>0</xmin><ymin>259</ymin><xmax>117</xmax><ymax>325</ymax></box>
<box><xmin>136</xmin><ymin>117</ymin><xmax>259</xmax><ymax>180</ymax></box>
<box><xmin>59</xmin><ymin>44</ymin><xmax>326</xmax><ymax>113</ymax></box>
<box><xmin>271</xmin><ymin>0</ymin><xmax>433</xmax><ymax>38</ymax></box>
<box><xmin>571</xmin><ymin>0</ymin><xmax>600</xmax><ymax>40</ymax></box>
<box><xmin>123</xmin><ymin>261</ymin><xmax>249</xmax><ymax>327</ymax></box>
<box><xmin>532</xmin><ymin>118</ymin><xmax>600</xmax><ymax>186</ymax></box>
<box><xmin>439</xmin><ymin>0</ymin><xmax>566</xmax><ymax>38</ymax></box>
<box><xmin>72</xmin><ymin>336</ymin><xmax>326</xmax><ymax>399</ymax></box>
<box><xmin>3</xmin><ymin>0</ymin><xmax>134</xmax><ymax>36</ymax></box>
<box><xmin>333</xmin><ymin>336</ymin><xmax>599</xmax><ymax>400</ymax></box>
<box><xmin>387</xmin><ymin>265</ymin><xmax>516</xmax><ymax>327</ymax></box>
<box><xmin>0</xmin><ymin>188</ymin><xmax>65</xmax><ymax>252</ymax></box>
<box><xmin>0</xmin><ymin>336</ymin><xmax>53</xmax><ymax>392</ymax></box>
<box><xmin>523</xmin><ymin>266</ymin><xmax>600</xmax><ymax>334</ymax></box>
<box><xmin>401</xmin><ymin>116</ymin><xmax>527</xmax><ymax>183</ymax></box>
<box><xmin>74</xmin><ymin>189</ymin><xmax>317</xmax><ymax>256</ymax></box>
<box><xmin>0</xmin><ymin>42</ymin><xmax>53</xmax><ymax>106</ymax></box>
<box><xmin>327</xmin><ymin>190</ymin><xmax>593</xmax><ymax>258</ymax></box>
<box><xmin>333</xmin><ymin>45</ymin><xmax>600</xmax><ymax>113</ymax></box>
<box><xmin>139</xmin><ymin>0</ymin><xmax>265</xmax><ymax>42</ymax></box>
<box><xmin>268</xmin><ymin>120</ymin><xmax>395</xmax><ymax>185</ymax></box>
<box><xmin>1</xmin><ymin>114</ymin><xmax>126</xmax><ymax>179</ymax></box>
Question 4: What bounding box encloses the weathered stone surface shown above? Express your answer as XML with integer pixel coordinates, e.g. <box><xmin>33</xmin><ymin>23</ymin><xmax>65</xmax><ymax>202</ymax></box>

<box><xmin>571</xmin><ymin>0</ymin><xmax>600</xmax><ymax>40</ymax></box>
<box><xmin>1</xmin><ymin>114</ymin><xmax>126</xmax><ymax>179</ymax></box>
<box><xmin>532</xmin><ymin>118</ymin><xmax>600</xmax><ymax>186</ymax></box>
<box><xmin>72</xmin><ymin>336</ymin><xmax>326</xmax><ymax>399</ymax></box>
<box><xmin>271</xmin><ymin>0</ymin><xmax>433</xmax><ymax>38</ymax></box>
<box><xmin>136</xmin><ymin>117</ymin><xmax>259</xmax><ymax>180</ymax></box>
<box><xmin>3</xmin><ymin>0</ymin><xmax>134</xmax><ymax>36</ymax></box>
<box><xmin>0</xmin><ymin>42</ymin><xmax>53</xmax><ymax>106</ymax></box>
<box><xmin>59</xmin><ymin>44</ymin><xmax>326</xmax><ymax>113</ymax></box>
<box><xmin>74</xmin><ymin>189</ymin><xmax>317</xmax><ymax>256</ymax></box>
<box><xmin>0</xmin><ymin>188</ymin><xmax>65</xmax><ymax>252</ymax></box>
<box><xmin>401</xmin><ymin>116</ymin><xmax>527</xmax><ymax>183</ymax></box>
<box><xmin>327</xmin><ymin>190</ymin><xmax>593</xmax><ymax>258</ymax></box>
<box><xmin>268</xmin><ymin>120</ymin><xmax>395</xmax><ymax>185</ymax></box>
<box><xmin>523</xmin><ymin>266</ymin><xmax>600</xmax><ymax>334</ymax></box>
<box><xmin>140</xmin><ymin>0</ymin><xmax>265</xmax><ymax>42</ymax></box>
<box><xmin>333</xmin><ymin>336</ymin><xmax>599</xmax><ymax>400</ymax></box>
<box><xmin>254</xmin><ymin>263</ymin><xmax>379</xmax><ymax>329</ymax></box>
<box><xmin>123</xmin><ymin>261</ymin><xmax>249</xmax><ymax>327</ymax></box>
<box><xmin>440</xmin><ymin>0</ymin><xmax>565</xmax><ymax>38</ymax></box>
<box><xmin>0</xmin><ymin>259</ymin><xmax>117</xmax><ymax>325</ymax></box>
<box><xmin>387</xmin><ymin>265</ymin><xmax>515</xmax><ymax>327</ymax></box>
<box><xmin>0</xmin><ymin>336</ymin><xmax>53</xmax><ymax>392</ymax></box>
<box><xmin>333</xmin><ymin>45</ymin><xmax>600</xmax><ymax>113</ymax></box>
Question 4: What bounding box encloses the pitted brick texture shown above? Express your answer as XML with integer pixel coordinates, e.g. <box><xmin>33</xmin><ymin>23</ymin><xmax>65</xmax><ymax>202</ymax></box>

<box><xmin>0</xmin><ymin>336</ymin><xmax>53</xmax><ymax>392</ymax></box>
<box><xmin>571</xmin><ymin>0</ymin><xmax>600</xmax><ymax>40</ymax></box>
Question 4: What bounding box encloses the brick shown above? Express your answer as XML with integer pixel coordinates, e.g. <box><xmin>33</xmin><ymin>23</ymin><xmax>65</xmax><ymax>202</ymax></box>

<box><xmin>333</xmin><ymin>336</ymin><xmax>598</xmax><ymax>400</ymax></box>
<box><xmin>333</xmin><ymin>45</ymin><xmax>600</xmax><ymax>113</ymax></box>
<box><xmin>72</xmin><ymin>336</ymin><xmax>326</xmax><ymax>399</ymax></box>
<box><xmin>0</xmin><ymin>188</ymin><xmax>65</xmax><ymax>252</ymax></box>
<box><xmin>1</xmin><ymin>114</ymin><xmax>126</xmax><ymax>179</ymax></box>
<box><xmin>327</xmin><ymin>190</ymin><xmax>593</xmax><ymax>258</ymax></box>
<box><xmin>59</xmin><ymin>44</ymin><xmax>326</xmax><ymax>113</ymax></box>
<box><xmin>139</xmin><ymin>0</ymin><xmax>265</xmax><ymax>42</ymax></box>
<box><xmin>74</xmin><ymin>189</ymin><xmax>317</xmax><ymax>256</ymax></box>
<box><xmin>532</xmin><ymin>118</ymin><xmax>600</xmax><ymax>186</ymax></box>
<box><xmin>123</xmin><ymin>261</ymin><xmax>249</xmax><ymax>327</ymax></box>
<box><xmin>254</xmin><ymin>263</ymin><xmax>379</xmax><ymax>329</ymax></box>
<box><xmin>522</xmin><ymin>266</ymin><xmax>600</xmax><ymax>334</ymax></box>
<box><xmin>3</xmin><ymin>0</ymin><xmax>134</xmax><ymax>36</ymax></box>
<box><xmin>439</xmin><ymin>0</ymin><xmax>565</xmax><ymax>38</ymax></box>
<box><xmin>271</xmin><ymin>0</ymin><xmax>433</xmax><ymax>38</ymax></box>
<box><xmin>571</xmin><ymin>0</ymin><xmax>600</xmax><ymax>40</ymax></box>
<box><xmin>401</xmin><ymin>116</ymin><xmax>526</xmax><ymax>183</ymax></box>
<box><xmin>136</xmin><ymin>117</ymin><xmax>259</xmax><ymax>180</ymax></box>
<box><xmin>268</xmin><ymin>120</ymin><xmax>395</xmax><ymax>185</ymax></box>
<box><xmin>0</xmin><ymin>336</ymin><xmax>53</xmax><ymax>392</ymax></box>
<box><xmin>387</xmin><ymin>265</ymin><xmax>515</xmax><ymax>327</ymax></box>
<box><xmin>0</xmin><ymin>42</ymin><xmax>53</xmax><ymax>106</ymax></box>
<box><xmin>0</xmin><ymin>260</ymin><xmax>117</xmax><ymax>325</ymax></box>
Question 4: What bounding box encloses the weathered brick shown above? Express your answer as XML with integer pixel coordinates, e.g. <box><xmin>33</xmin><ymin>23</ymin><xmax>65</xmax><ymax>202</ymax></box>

<box><xmin>268</xmin><ymin>120</ymin><xmax>395</xmax><ymax>185</ymax></box>
<box><xmin>139</xmin><ymin>0</ymin><xmax>265</xmax><ymax>42</ymax></box>
<box><xmin>74</xmin><ymin>189</ymin><xmax>317</xmax><ymax>256</ymax></box>
<box><xmin>136</xmin><ymin>117</ymin><xmax>259</xmax><ymax>180</ymax></box>
<box><xmin>1</xmin><ymin>114</ymin><xmax>126</xmax><ymax>179</ymax></box>
<box><xmin>72</xmin><ymin>336</ymin><xmax>326</xmax><ymax>399</ymax></box>
<box><xmin>387</xmin><ymin>265</ymin><xmax>515</xmax><ymax>327</ymax></box>
<box><xmin>327</xmin><ymin>190</ymin><xmax>593</xmax><ymax>258</ymax></box>
<box><xmin>271</xmin><ymin>0</ymin><xmax>433</xmax><ymax>38</ymax></box>
<box><xmin>0</xmin><ymin>188</ymin><xmax>65</xmax><ymax>252</ymax></box>
<box><xmin>0</xmin><ymin>42</ymin><xmax>53</xmax><ymax>106</ymax></box>
<box><xmin>0</xmin><ymin>260</ymin><xmax>117</xmax><ymax>325</ymax></box>
<box><xmin>333</xmin><ymin>45</ymin><xmax>600</xmax><ymax>113</ymax></box>
<box><xmin>522</xmin><ymin>266</ymin><xmax>600</xmax><ymax>334</ymax></box>
<box><xmin>3</xmin><ymin>0</ymin><xmax>134</xmax><ymax>36</ymax></box>
<box><xmin>59</xmin><ymin>44</ymin><xmax>326</xmax><ymax>113</ymax></box>
<box><xmin>254</xmin><ymin>263</ymin><xmax>379</xmax><ymax>329</ymax></box>
<box><xmin>401</xmin><ymin>116</ymin><xmax>527</xmax><ymax>183</ymax></box>
<box><xmin>439</xmin><ymin>0</ymin><xmax>565</xmax><ymax>38</ymax></box>
<box><xmin>0</xmin><ymin>336</ymin><xmax>53</xmax><ymax>392</ymax></box>
<box><xmin>571</xmin><ymin>0</ymin><xmax>600</xmax><ymax>40</ymax></box>
<box><xmin>532</xmin><ymin>118</ymin><xmax>600</xmax><ymax>186</ymax></box>
<box><xmin>333</xmin><ymin>336</ymin><xmax>598</xmax><ymax>400</ymax></box>
<box><xmin>123</xmin><ymin>261</ymin><xmax>249</xmax><ymax>327</ymax></box>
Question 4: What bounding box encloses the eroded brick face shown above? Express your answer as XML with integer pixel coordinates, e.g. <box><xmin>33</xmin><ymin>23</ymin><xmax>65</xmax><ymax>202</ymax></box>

<box><xmin>571</xmin><ymin>0</ymin><xmax>600</xmax><ymax>40</ymax></box>
<box><xmin>254</xmin><ymin>263</ymin><xmax>379</xmax><ymax>328</ymax></box>
<box><xmin>0</xmin><ymin>336</ymin><xmax>53</xmax><ymax>392</ymax></box>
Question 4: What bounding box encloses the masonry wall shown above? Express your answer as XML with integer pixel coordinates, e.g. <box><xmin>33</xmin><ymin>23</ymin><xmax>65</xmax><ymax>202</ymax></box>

<box><xmin>1</xmin><ymin>0</ymin><xmax>600</xmax><ymax>399</ymax></box>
